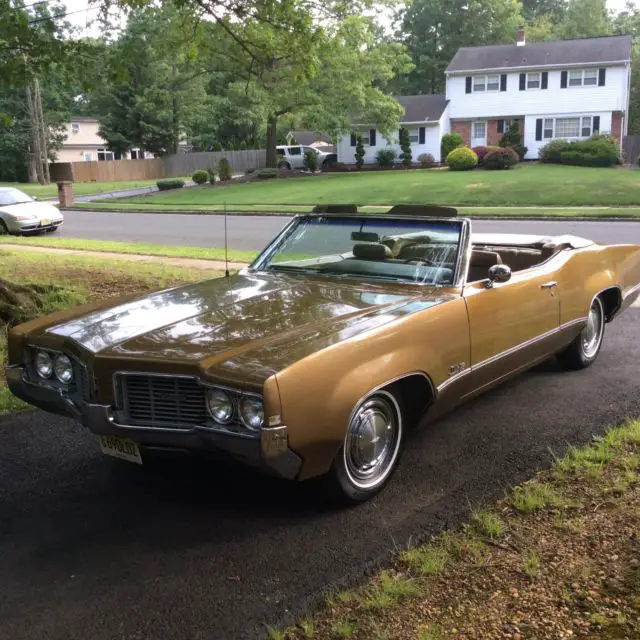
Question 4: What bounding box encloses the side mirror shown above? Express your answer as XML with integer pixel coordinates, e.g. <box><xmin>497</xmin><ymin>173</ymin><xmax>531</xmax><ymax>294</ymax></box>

<box><xmin>486</xmin><ymin>264</ymin><xmax>511</xmax><ymax>288</ymax></box>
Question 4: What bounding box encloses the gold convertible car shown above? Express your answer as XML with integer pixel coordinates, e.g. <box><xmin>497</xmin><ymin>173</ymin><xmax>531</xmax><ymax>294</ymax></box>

<box><xmin>6</xmin><ymin>205</ymin><xmax>640</xmax><ymax>503</ymax></box>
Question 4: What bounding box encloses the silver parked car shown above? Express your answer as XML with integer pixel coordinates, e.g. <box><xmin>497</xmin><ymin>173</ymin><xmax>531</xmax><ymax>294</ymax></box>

<box><xmin>276</xmin><ymin>145</ymin><xmax>337</xmax><ymax>170</ymax></box>
<box><xmin>0</xmin><ymin>187</ymin><xmax>64</xmax><ymax>235</ymax></box>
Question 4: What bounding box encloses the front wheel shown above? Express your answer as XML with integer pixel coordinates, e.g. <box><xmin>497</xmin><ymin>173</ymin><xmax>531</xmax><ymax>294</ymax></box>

<box><xmin>557</xmin><ymin>297</ymin><xmax>605</xmax><ymax>370</ymax></box>
<box><xmin>320</xmin><ymin>390</ymin><xmax>404</xmax><ymax>505</ymax></box>
<box><xmin>0</xmin><ymin>220</ymin><xmax>9</xmax><ymax>235</ymax></box>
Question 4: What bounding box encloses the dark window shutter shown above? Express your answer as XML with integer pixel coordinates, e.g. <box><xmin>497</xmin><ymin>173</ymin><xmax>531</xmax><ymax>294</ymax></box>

<box><xmin>598</xmin><ymin>68</ymin><xmax>606</xmax><ymax>86</ymax></box>
<box><xmin>350</xmin><ymin>133</ymin><xmax>356</xmax><ymax>147</ymax></box>
<box><xmin>497</xmin><ymin>120</ymin><xmax>504</xmax><ymax>134</ymax></box>
<box><xmin>561</xmin><ymin>71</ymin><xmax>568</xmax><ymax>88</ymax></box>
<box><xmin>541</xmin><ymin>71</ymin><xmax>548</xmax><ymax>89</ymax></box>
<box><xmin>465</xmin><ymin>76</ymin><xmax>472</xmax><ymax>93</ymax></box>
<box><xmin>593</xmin><ymin>115</ymin><xmax>600</xmax><ymax>133</ymax></box>
<box><xmin>500</xmin><ymin>74</ymin><xmax>507</xmax><ymax>91</ymax></box>
<box><xmin>370</xmin><ymin>129</ymin><xmax>376</xmax><ymax>146</ymax></box>
<box><xmin>419</xmin><ymin>127</ymin><xmax>426</xmax><ymax>144</ymax></box>
<box><xmin>519</xmin><ymin>73</ymin><xmax>526</xmax><ymax>91</ymax></box>
<box><xmin>535</xmin><ymin>118</ymin><xmax>543</xmax><ymax>141</ymax></box>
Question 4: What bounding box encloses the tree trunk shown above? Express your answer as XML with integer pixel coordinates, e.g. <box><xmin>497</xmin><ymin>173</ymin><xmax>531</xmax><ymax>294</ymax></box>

<box><xmin>266</xmin><ymin>113</ymin><xmax>278</xmax><ymax>168</ymax></box>
<box><xmin>25</xmin><ymin>83</ymin><xmax>45</xmax><ymax>185</ymax></box>
<box><xmin>27</xmin><ymin>147</ymin><xmax>38</xmax><ymax>183</ymax></box>
<box><xmin>34</xmin><ymin>78</ymin><xmax>50</xmax><ymax>183</ymax></box>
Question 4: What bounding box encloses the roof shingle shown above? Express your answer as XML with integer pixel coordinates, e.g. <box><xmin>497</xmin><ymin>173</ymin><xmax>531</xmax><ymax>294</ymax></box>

<box><xmin>446</xmin><ymin>34</ymin><xmax>632</xmax><ymax>73</ymax></box>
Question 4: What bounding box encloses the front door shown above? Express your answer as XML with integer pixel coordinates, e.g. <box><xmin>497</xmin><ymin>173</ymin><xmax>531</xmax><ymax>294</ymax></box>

<box><xmin>471</xmin><ymin>121</ymin><xmax>487</xmax><ymax>147</ymax></box>
<box><xmin>463</xmin><ymin>268</ymin><xmax>560</xmax><ymax>397</ymax></box>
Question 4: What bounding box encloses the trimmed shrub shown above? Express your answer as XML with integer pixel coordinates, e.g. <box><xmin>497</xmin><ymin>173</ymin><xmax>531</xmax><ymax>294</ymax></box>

<box><xmin>156</xmin><ymin>178</ymin><xmax>185</xmax><ymax>191</ymax></box>
<box><xmin>206</xmin><ymin>167</ymin><xmax>216</xmax><ymax>183</ymax></box>
<box><xmin>483</xmin><ymin>147</ymin><xmax>519</xmax><ymax>170</ymax></box>
<box><xmin>355</xmin><ymin>135</ymin><xmax>365</xmax><ymax>168</ymax></box>
<box><xmin>218</xmin><ymin>157</ymin><xmax>233</xmax><ymax>181</ymax></box>
<box><xmin>446</xmin><ymin>146</ymin><xmax>478</xmax><ymax>171</ymax></box>
<box><xmin>441</xmin><ymin>133</ymin><xmax>464</xmax><ymax>163</ymax></box>
<box><xmin>499</xmin><ymin>121</ymin><xmax>528</xmax><ymax>160</ymax></box>
<box><xmin>303</xmin><ymin>149</ymin><xmax>319</xmax><ymax>172</ymax></box>
<box><xmin>257</xmin><ymin>168</ymin><xmax>278</xmax><ymax>179</ymax></box>
<box><xmin>540</xmin><ymin>135</ymin><xmax>621</xmax><ymax>167</ymax></box>
<box><xmin>417</xmin><ymin>152</ymin><xmax>435</xmax><ymax>167</ymax></box>
<box><xmin>192</xmin><ymin>169</ymin><xmax>209</xmax><ymax>185</ymax></box>
<box><xmin>245</xmin><ymin>167</ymin><xmax>255</xmax><ymax>175</ymax></box>
<box><xmin>376</xmin><ymin>148</ymin><xmax>397</xmax><ymax>167</ymax></box>
<box><xmin>472</xmin><ymin>145</ymin><xmax>501</xmax><ymax>165</ymax></box>
<box><xmin>399</xmin><ymin>127</ymin><xmax>412</xmax><ymax>166</ymax></box>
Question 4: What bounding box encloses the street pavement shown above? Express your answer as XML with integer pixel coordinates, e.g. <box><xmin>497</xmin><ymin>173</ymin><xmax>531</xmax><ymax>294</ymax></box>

<box><xmin>56</xmin><ymin>210</ymin><xmax>640</xmax><ymax>250</ymax></box>
<box><xmin>1</xmin><ymin>306</ymin><xmax>639</xmax><ymax>640</ymax></box>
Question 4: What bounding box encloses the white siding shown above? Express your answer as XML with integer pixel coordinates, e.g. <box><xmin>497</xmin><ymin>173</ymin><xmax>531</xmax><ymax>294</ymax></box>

<box><xmin>446</xmin><ymin>65</ymin><xmax>628</xmax><ymax>119</ymax></box>
<box><xmin>337</xmin><ymin>124</ymin><xmax>442</xmax><ymax>165</ymax></box>
<box><xmin>524</xmin><ymin>112</ymin><xmax>613</xmax><ymax>159</ymax></box>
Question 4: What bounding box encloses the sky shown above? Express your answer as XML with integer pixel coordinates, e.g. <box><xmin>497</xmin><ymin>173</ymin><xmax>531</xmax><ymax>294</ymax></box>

<box><xmin>53</xmin><ymin>0</ymin><xmax>635</xmax><ymax>39</ymax></box>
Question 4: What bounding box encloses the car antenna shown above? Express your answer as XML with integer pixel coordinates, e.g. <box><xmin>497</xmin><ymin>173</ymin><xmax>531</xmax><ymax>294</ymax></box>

<box><xmin>224</xmin><ymin>200</ymin><xmax>230</xmax><ymax>278</ymax></box>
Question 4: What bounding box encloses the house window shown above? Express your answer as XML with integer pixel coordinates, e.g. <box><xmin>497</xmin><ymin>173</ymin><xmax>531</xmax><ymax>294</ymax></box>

<box><xmin>527</xmin><ymin>72</ymin><xmax>541</xmax><ymax>89</ymax></box>
<box><xmin>568</xmin><ymin>69</ymin><xmax>598</xmax><ymax>87</ymax></box>
<box><xmin>71</xmin><ymin>123</ymin><xmax>79</xmax><ymax>134</ymax></box>
<box><xmin>543</xmin><ymin>118</ymin><xmax>554</xmax><ymax>139</ymax></box>
<box><xmin>581</xmin><ymin>116</ymin><xmax>593</xmax><ymax>137</ymax></box>
<box><xmin>97</xmin><ymin>148</ymin><xmax>114</xmax><ymax>161</ymax></box>
<box><xmin>473</xmin><ymin>75</ymin><xmax>500</xmax><ymax>92</ymax></box>
<box><xmin>131</xmin><ymin>149</ymin><xmax>144</xmax><ymax>159</ymax></box>
<box><xmin>555</xmin><ymin>117</ymin><xmax>581</xmax><ymax>138</ymax></box>
<box><xmin>83</xmin><ymin>152</ymin><xmax>92</xmax><ymax>161</ymax></box>
<box><xmin>408</xmin><ymin>130</ymin><xmax>420</xmax><ymax>144</ymax></box>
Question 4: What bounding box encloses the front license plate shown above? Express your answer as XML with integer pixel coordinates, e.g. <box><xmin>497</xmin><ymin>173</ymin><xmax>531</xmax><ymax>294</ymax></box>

<box><xmin>98</xmin><ymin>435</ymin><xmax>143</xmax><ymax>464</ymax></box>
<box><xmin>41</xmin><ymin>218</ymin><xmax>50</xmax><ymax>226</ymax></box>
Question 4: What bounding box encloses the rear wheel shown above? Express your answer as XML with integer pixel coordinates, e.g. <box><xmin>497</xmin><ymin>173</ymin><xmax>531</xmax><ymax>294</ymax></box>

<box><xmin>557</xmin><ymin>297</ymin><xmax>605</xmax><ymax>370</ymax></box>
<box><xmin>278</xmin><ymin>161</ymin><xmax>291</xmax><ymax>170</ymax></box>
<box><xmin>319</xmin><ymin>390</ymin><xmax>404</xmax><ymax>505</ymax></box>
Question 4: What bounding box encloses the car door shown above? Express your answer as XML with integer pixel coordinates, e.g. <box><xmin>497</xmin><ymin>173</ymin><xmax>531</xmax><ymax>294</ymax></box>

<box><xmin>462</xmin><ymin>264</ymin><xmax>560</xmax><ymax>397</ymax></box>
<box><xmin>288</xmin><ymin>146</ymin><xmax>303</xmax><ymax>168</ymax></box>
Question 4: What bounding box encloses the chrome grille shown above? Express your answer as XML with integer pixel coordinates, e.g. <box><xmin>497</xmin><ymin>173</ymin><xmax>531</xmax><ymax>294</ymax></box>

<box><xmin>118</xmin><ymin>374</ymin><xmax>207</xmax><ymax>429</ymax></box>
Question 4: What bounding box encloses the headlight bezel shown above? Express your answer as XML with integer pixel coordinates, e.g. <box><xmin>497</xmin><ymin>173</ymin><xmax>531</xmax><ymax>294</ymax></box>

<box><xmin>35</xmin><ymin>350</ymin><xmax>53</xmax><ymax>379</ymax></box>
<box><xmin>205</xmin><ymin>388</ymin><xmax>234</xmax><ymax>425</ymax></box>
<box><xmin>53</xmin><ymin>353</ymin><xmax>74</xmax><ymax>384</ymax></box>
<box><xmin>202</xmin><ymin>383</ymin><xmax>265</xmax><ymax>433</ymax></box>
<box><xmin>238</xmin><ymin>395</ymin><xmax>265</xmax><ymax>431</ymax></box>
<box><xmin>30</xmin><ymin>347</ymin><xmax>78</xmax><ymax>387</ymax></box>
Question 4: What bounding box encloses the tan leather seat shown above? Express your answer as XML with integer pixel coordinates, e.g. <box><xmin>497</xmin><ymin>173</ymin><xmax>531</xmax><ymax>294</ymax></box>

<box><xmin>467</xmin><ymin>249</ymin><xmax>502</xmax><ymax>282</ymax></box>
<box><xmin>352</xmin><ymin>242</ymin><xmax>393</xmax><ymax>261</ymax></box>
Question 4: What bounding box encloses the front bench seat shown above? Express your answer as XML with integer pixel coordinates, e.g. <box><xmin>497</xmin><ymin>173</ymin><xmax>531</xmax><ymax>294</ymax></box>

<box><xmin>467</xmin><ymin>249</ymin><xmax>503</xmax><ymax>283</ymax></box>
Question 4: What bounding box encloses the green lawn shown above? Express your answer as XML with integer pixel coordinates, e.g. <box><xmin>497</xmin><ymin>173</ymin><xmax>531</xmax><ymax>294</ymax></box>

<box><xmin>104</xmin><ymin>164</ymin><xmax>640</xmax><ymax>208</ymax></box>
<box><xmin>0</xmin><ymin>178</ymin><xmax>184</xmax><ymax>200</ymax></box>
<box><xmin>0</xmin><ymin>236</ymin><xmax>256</xmax><ymax>263</ymax></box>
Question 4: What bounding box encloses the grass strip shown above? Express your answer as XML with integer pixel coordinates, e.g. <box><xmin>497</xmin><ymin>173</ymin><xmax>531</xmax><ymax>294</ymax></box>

<box><xmin>0</xmin><ymin>236</ymin><xmax>257</xmax><ymax>263</ymax></box>
<box><xmin>273</xmin><ymin>420</ymin><xmax>640</xmax><ymax>639</ymax></box>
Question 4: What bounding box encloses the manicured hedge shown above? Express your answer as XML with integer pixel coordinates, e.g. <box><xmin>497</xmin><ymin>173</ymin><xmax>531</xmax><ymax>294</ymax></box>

<box><xmin>257</xmin><ymin>168</ymin><xmax>278</xmax><ymax>179</ymax></box>
<box><xmin>441</xmin><ymin>133</ymin><xmax>464</xmax><ymax>162</ymax></box>
<box><xmin>156</xmin><ymin>178</ymin><xmax>185</xmax><ymax>191</ymax></box>
<box><xmin>539</xmin><ymin>134</ymin><xmax>621</xmax><ymax>167</ymax></box>
<box><xmin>483</xmin><ymin>147</ymin><xmax>519</xmax><ymax>170</ymax></box>
<box><xmin>446</xmin><ymin>146</ymin><xmax>478</xmax><ymax>171</ymax></box>
<box><xmin>192</xmin><ymin>169</ymin><xmax>209</xmax><ymax>184</ymax></box>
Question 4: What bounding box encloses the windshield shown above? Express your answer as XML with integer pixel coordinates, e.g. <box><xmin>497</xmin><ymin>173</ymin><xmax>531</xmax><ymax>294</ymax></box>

<box><xmin>254</xmin><ymin>215</ymin><xmax>463</xmax><ymax>285</ymax></box>
<box><xmin>0</xmin><ymin>188</ymin><xmax>32</xmax><ymax>206</ymax></box>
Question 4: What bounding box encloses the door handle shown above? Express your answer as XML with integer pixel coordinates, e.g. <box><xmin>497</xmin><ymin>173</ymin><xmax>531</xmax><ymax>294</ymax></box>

<box><xmin>540</xmin><ymin>281</ymin><xmax>557</xmax><ymax>289</ymax></box>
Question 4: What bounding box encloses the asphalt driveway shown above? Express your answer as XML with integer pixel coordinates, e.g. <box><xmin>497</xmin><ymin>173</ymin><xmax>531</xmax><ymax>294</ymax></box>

<box><xmin>55</xmin><ymin>210</ymin><xmax>640</xmax><ymax>250</ymax></box>
<box><xmin>1</xmin><ymin>304</ymin><xmax>639</xmax><ymax>640</ymax></box>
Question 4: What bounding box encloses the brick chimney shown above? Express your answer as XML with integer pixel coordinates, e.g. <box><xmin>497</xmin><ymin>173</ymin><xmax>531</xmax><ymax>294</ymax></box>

<box><xmin>517</xmin><ymin>25</ymin><xmax>526</xmax><ymax>46</ymax></box>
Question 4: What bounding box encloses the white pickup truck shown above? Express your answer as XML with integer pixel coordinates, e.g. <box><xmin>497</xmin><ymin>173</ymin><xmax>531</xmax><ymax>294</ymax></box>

<box><xmin>276</xmin><ymin>145</ymin><xmax>337</xmax><ymax>170</ymax></box>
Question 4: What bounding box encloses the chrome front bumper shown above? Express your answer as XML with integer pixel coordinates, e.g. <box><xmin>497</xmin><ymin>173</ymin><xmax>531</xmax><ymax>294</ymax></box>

<box><xmin>5</xmin><ymin>365</ymin><xmax>301</xmax><ymax>480</ymax></box>
<box><xmin>6</xmin><ymin>218</ymin><xmax>64</xmax><ymax>233</ymax></box>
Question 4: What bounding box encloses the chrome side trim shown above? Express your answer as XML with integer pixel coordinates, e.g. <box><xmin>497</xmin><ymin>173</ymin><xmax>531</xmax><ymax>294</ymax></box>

<box><xmin>435</xmin><ymin>316</ymin><xmax>588</xmax><ymax>392</ymax></box>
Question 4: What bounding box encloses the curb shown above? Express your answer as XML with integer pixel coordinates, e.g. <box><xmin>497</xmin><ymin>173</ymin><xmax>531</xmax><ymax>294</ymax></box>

<box><xmin>60</xmin><ymin>207</ymin><xmax>640</xmax><ymax>222</ymax></box>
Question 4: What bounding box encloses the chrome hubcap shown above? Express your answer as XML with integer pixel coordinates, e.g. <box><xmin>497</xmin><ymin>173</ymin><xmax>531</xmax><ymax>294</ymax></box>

<box><xmin>582</xmin><ymin>300</ymin><xmax>603</xmax><ymax>358</ymax></box>
<box><xmin>344</xmin><ymin>393</ymin><xmax>401</xmax><ymax>489</ymax></box>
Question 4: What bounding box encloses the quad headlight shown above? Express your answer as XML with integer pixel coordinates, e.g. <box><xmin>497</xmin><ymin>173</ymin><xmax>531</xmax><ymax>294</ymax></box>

<box><xmin>35</xmin><ymin>350</ymin><xmax>53</xmax><ymax>379</ymax></box>
<box><xmin>54</xmin><ymin>354</ymin><xmax>74</xmax><ymax>384</ymax></box>
<box><xmin>206</xmin><ymin>388</ymin><xmax>234</xmax><ymax>424</ymax></box>
<box><xmin>239</xmin><ymin>396</ymin><xmax>264</xmax><ymax>431</ymax></box>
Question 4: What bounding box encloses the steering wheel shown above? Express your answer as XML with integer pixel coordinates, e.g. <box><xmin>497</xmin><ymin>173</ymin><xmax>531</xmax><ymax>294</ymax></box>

<box><xmin>403</xmin><ymin>258</ymin><xmax>438</xmax><ymax>266</ymax></box>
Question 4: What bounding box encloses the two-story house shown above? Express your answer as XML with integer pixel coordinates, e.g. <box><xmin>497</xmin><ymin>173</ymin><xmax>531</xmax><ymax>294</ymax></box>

<box><xmin>337</xmin><ymin>30</ymin><xmax>632</xmax><ymax>164</ymax></box>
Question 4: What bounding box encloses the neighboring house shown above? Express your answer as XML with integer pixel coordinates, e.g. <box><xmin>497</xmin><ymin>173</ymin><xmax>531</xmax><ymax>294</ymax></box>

<box><xmin>337</xmin><ymin>94</ymin><xmax>450</xmax><ymax>163</ymax></box>
<box><xmin>286</xmin><ymin>130</ymin><xmax>336</xmax><ymax>153</ymax></box>
<box><xmin>338</xmin><ymin>30</ymin><xmax>632</xmax><ymax>164</ymax></box>
<box><xmin>55</xmin><ymin>116</ymin><xmax>152</xmax><ymax>163</ymax></box>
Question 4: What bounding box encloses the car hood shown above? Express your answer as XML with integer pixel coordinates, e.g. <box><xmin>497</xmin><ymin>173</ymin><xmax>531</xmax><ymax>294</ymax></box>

<box><xmin>0</xmin><ymin>201</ymin><xmax>62</xmax><ymax>219</ymax></box>
<box><xmin>44</xmin><ymin>272</ymin><xmax>448</xmax><ymax>384</ymax></box>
